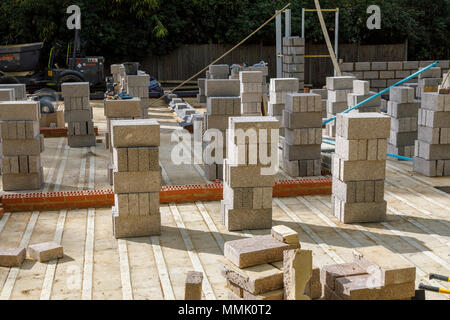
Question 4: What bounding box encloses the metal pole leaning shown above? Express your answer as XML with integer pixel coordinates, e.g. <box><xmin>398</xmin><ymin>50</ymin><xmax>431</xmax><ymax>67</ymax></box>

<box><xmin>322</xmin><ymin>61</ymin><xmax>440</xmax><ymax>126</ymax></box>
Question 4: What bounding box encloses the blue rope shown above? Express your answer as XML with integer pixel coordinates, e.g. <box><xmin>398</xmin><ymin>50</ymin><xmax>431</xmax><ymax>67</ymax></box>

<box><xmin>322</xmin><ymin>139</ymin><xmax>336</xmax><ymax>145</ymax></box>
<box><xmin>322</xmin><ymin>61</ymin><xmax>440</xmax><ymax>126</ymax></box>
<box><xmin>387</xmin><ymin>153</ymin><xmax>413</xmax><ymax>161</ymax></box>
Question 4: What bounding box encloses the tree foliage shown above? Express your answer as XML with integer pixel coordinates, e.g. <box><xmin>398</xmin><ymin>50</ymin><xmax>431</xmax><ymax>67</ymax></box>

<box><xmin>0</xmin><ymin>0</ymin><xmax>448</xmax><ymax>64</ymax></box>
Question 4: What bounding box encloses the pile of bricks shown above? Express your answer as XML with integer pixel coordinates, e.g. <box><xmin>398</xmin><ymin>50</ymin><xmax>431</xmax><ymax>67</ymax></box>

<box><xmin>332</xmin><ymin>112</ymin><xmax>390</xmax><ymax>223</ymax></box>
<box><xmin>282</xmin><ymin>37</ymin><xmax>305</xmax><ymax>90</ymax></box>
<box><xmin>208</xmin><ymin>64</ymin><xmax>229</xmax><ymax>79</ymax></box>
<box><xmin>197</xmin><ymin>78</ymin><xmax>206</xmax><ymax>103</ymax></box>
<box><xmin>111</xmin><ymin>119</ymin><xmax>161</xmax><ymax>238</ymax></box>
<box><xmin>339</xmin><ymin>60</ymin><xmax>450</xmax><ymax>92</ymax></box>
<box><xmin>348</xmin><ymin>80</ymin><xmax>381</xmax><ymax>113</ymax></box>
<box><xmin>416</xmin><ymin>67</ymin><xmax>442</xmax><ymax>99</ymax></box>
<box><xmin>281</xmin><ymin>93</ymin><xmax>322</xmax><ymax>177</ymax></box>
<box><xmin>221</xmin><ymin>226</ymin><xmax>321</xmax><ymax>300</ymax></box>
<box><xmin>126</xmin><ymin>74</ymin><xmax>150</xmax><ymax>118</ymax></box>
<box><xmin>203</xmin><ymin>78</ymin><xmax>241</xmax><ymax>181</ymax></box>
<box><xmin>104</xmin><ymin>98</ymin><xmax>143</xmax><ymax>184</ymax></box>
<box><xmin>0</xmin><ymin>101</ymin><xmax>44</xmax><ymax>191</ymax></box>
<box><xmin>386</xmin><ymin>87</ymin><xmax>419</xmax><ymax>160</ymax></box>
<box><xmin>413</xmin><ymin>91</ymin><xmax>450</xmax><ymax>176</ymax></box>
<box><xmin>0</xmin><ymin>84</ymin><xmax>27</xmax><ymax>100</ymax></box>
<box><xmin>110</xmin><ymin>64</ymin><xmax>125</xmax><ymax>88</ymax></box>
<box><xmin>311</xmin><ymin>88</ymin><xmax>328</xmax><ymax>118</ymax></box>
<box><xmin>322</xmin><ymin>246</ymin><xmax>416</xmax><ymax>300</ymax></box>
<box><xmin>268</xmin><ymin>78</ymin><xmax>299</xmax><ymax>136</ymax></box>
<box><xmin>61</xmin><ymin>83</ymin><xmax>96</xmax><ymax>148</ymax></box>
<box><xmin>325</xmin><ymin>76</ymin><xmax>356</xmax><ymax>137</ymax></box>
<box><xmin>221</xmin><ymin>116</ymin><xmax>278</xmax><ymax>231</ymax></box>
<box><xmin>240</xmin><ymin>71</ymin><xmax>263</xmax><ymax>116</ymax></box>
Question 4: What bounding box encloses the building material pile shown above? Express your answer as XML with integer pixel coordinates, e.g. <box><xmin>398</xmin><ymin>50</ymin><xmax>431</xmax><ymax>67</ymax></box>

<box><xmin>413</xmin><ymin>91</ymin><xmax>450</xmax><ymax>176</ymax></box>
<box><xmin>240</xmin><ymin>71</ymin><xmax>263</xmax><ymax>116</ymax></box>
<box><xmin>322</xmin><ymin>246</ymin><xmax>416</xmax><ymax>300</ymax></box>
<box><xmin>347</xmin><ymin>80</ymin><xmax>381</xmax><ymax>113</ymax></box>
<box><xmin>282</xmin><ymin>37</ymin><xmax>305</xmax><ymax>90</ymax></box>
<box><xmin>325</xmin><ymin>76</ymin><xmax>356</xmax><ymax>137</ymax></box>
<box><xmin>0</xmin><ymin>101</ymin><xmax>43</xmax><ymax>190</ymax></box>
<box><xmin>203</xmin><ymin>79</ymin><xmax>241</xmax><ymax>181</ymax></box>
<box><xmin>386</xmin><ymin>87</ymin><xmax>419</xmax><ymax>160</ymax></box>
<box><xmin>416</xmin><ymin>67</ymin><xmax>442</xmax><ymax>98</ymax></box>
<box><xmin>310</xmin><ymin>88</ymin><xmax>328</xmax><ymax>118</ymax></box>
<box><xmin>0</xmin><ymin>84</ymin><xmax>26</xmax><ymax>100</ymax></box>
<box><xmin>281</xmin><ymin>93</ymin><xmax>322</xmax><ymax>177</ymax></box>
<box><xmin>332</xmin><ymin>112</ymin><xmax>390</xmax><ymax>223</ymax></box>
<box><xmin>221</xmin><ymin>226</ymin><xmax>321</xmax><ymax>300</ymax></box>
<box><xmin>221</xmin><ymin>116</ymin><xmax>278</xmax><ymax>231</ymax></box>
<box><xmin>104</xmin><ymin>98</ymin><xmax>142</xmax><ymax>184</ymax></box>
<box><xmin>268</xmin><ymin>78</ymin><xmax>299</xmax><ymax>137</ymax></box>
<box><xmin>126</xmin><ymin>74</ymin><xmax>150</xmax><ymax>118</ymax></box>
<box><xmin>111</xmin><ymin>119</ymin><xmax>161</xmax><ymax>238</ymax></box>
<box><xmin>62</xmin><ymin>82</ymin><xmax>96</xmax><ymax>148</ymax></box>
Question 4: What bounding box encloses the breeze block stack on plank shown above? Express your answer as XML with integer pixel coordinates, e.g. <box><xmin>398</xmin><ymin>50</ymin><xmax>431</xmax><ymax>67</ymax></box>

<box><xmin>321</xmin><ymin>245</ymin><xmax>416</xmax><ymax>300</ymax></box>
<box><xmin>325</xmin><ymin>76</ymin><xmax>356</xmax><ymax>137</ymax></box>
<box><xmin>221</xmin><ymin>226</ymin><xmax>321</xmax><ymax>300</ymax></box>
<box><xmin>413</xmin><ymin>91</ymin><xmax>450</xmax><ymax>176</ymax></box>
<box><xmin>61</xmin><ymin>82</ymin><xmax>96</xmax><ymax>148</ymax></box>
<box><xmin>348</xmin><ymin>80</ymin><xmax>381</xmax><ymax>113</ymax></box>
<box><xmin>221</xmin><ymin>116</ymin><xmax>279</xmax><ymax>231</ymax></box>
<box><xmin>111</xmin><ymin>119</ymin><xmax>161</xmax><ymax>238</ymax></box>
<box><xmin>0</xmin><ymin>101</ymin><xmax>44</xmax><ymax>191</ymax></box>
<box><xmin>240</xmin><ymin>71</ymin><xmax>263</xmax><ymax>116</ymax></box>
<box><xmin>268</xmin><ymin>78</ymin><xmax>299</xmax><ymax>137</ymax></box>
<box><xmin>332</xmin><ymin>112</ymin><xmax>391</xmax><ymax>224</ymax></box>
<box><xmin>281</xmin><ymin>93</ymin><xmax>322</xmax><ymax>177</ymax></box>
<box><xmin>416</xmin><ymin>67</ymin><xmax>442</xmax><ymax>99</ymax></box>
<box><xmin>0</xmin><ymin>84</ymin><xmax>26</xmax><ymax>100</ymax></box>
<box><xmin>203</xmin><ymin>79</ymin><xmax>241</xmax><ymax>181</ymax></box>
<box><xmin>282</xmin><ymin>37</ymin><xmax>305</xmax><ymax>90</ymax></box>
<box><xmin>386</xmin><ymin>87</ymin><xmax>419</xmax><ymax>160</ymax></box>
<box><xmin>104</xmin><ymin>98</ymin><xmax>143</xmax><ymax>185</ymax></box>
<box><xmin>126</xmin><ymin>74</ymin><xmax>150</xmax><ymax>118</ymax></box>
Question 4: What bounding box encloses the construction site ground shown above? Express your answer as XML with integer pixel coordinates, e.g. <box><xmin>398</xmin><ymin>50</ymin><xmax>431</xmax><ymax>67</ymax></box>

<box><xmin>0</xmin><ymin>99</ymin><xmax>449</xmax><ymax>300</ymax></box>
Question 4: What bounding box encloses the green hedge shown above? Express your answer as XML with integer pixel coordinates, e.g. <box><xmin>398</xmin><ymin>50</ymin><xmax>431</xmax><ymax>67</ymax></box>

<box><xmin>0</xmin><ymin>0</ymin><xmax>448</xmax><ymax>65</ymax></box>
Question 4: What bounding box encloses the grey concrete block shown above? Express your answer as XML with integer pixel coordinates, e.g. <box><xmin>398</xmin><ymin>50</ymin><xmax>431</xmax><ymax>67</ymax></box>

<box><xmin>61</xmin><ymin>82</ymin><xmax>90</xmax><ymax>97</ymax></box>
<box><xmin>239</xmin><ymin>71</ymin><xmax>263</xmax><ymax>83</ymax></box>
<box><xmin>415</xmin><ymin>140</ymin><xmax>450</xmax><ymax>160</ymax></box>
<box><xmin>387</xmin><ymin>101</ymin><xmax>420</xmax><ymax>118</ymax></box>
<box><xmin>390</xmin><ymin>117</ymin><xmax>418</xmax><ymax>133</ymax></box>
<box><xmin>0</xmin><ymin>248</ymin><xmax>26</xmax><ymax>267</ymax></box>
<box><xmin>418</xmin><ymin>67</ymin><xmax>441</xmax><ymax>79</ymax></box>
<box><xmin>388</xmin><ymin>131</ymin><xmax>417</xmax><ymax>147</ymax></box>
<box><xmin>421</xmin><ymin>93</ymin><xmax>450</xmax><ymax>112</ymax></box>
<box><xmin>326</xmin><ymin>76</ymin><xmax>356</xmax><ymax>90</ymax></box>
<box><xmin>281</xmin><ymin>158</ymin><xmax>321</xmax><ymax>177</ymax></box>
<box><xmin>348</xmin><ymin>92</ymin><xmax>381</xmax><ymax>108</ymax></box>
<box><xmin>371</xmin><ymin>62</ymin><xmax>387</xmax><ymax>71</ymax></box>
<box><xmin>328</xmin><ymin>89</ymin><xmax>352</xmax><ymax>102</ymax></box>
<box><xmin>2</xmin><ymin>136</ymin><xmax>41</xmax><ymax>156</ymax></box>
<box><xmin>390</xmin><ymin>86</ymin><xmax>415</xmax><ymax>103</ymax></box>
<box><xmin>418</xmin><ymin>109</ymin><xmax>450</xmax><ymax>128</ymax></box>
<box><xmin>332</xmin><ymin>154</ymin><xmax>386</xmax><ymax>181</ymax></box>
<box><xmin>327</xmin><ymin>101</ymin><xmax>347</xmax><ymax>114</ymax></box>
<box><xmin>418</xmin><ymin>126</ymin><xmax>450</xmax><ymax>144</ymax></box>
<box><xmin>268</xmin><ymin>103</ymin><xmax>285</xmax><ymax>116</ymax></box>
<box><xmin>332</xmin><ymin>195</ymin><xmax>387</xmax><ymax>224</ymax></box>
<box><xmin>113</xmin><ymin>207</ymin><xmax>160</xmax><ymax>238</ymax></box>
<box><xmin>387</xmin><ymin>62</ymin><xmax>403</xmax><ymax>70</ymax></box>
<box><xmin>335</xmin><ymin>136</ymin><xmax>387</xmax><ymax>161</ymax></box>
<box><xmin>355</xmin><ymin>62</ymin><xmax>371</xmax><ymax>71</ymax></box>
<box><xmin>0</xmin><ymin>88</ymin><xmax>15</xmax><ymax>101</ymax></box>
<box><xmin>332</xmin><ymin>178</ymin><xmax>384</xmax><ymax>203</ymax></box>
<box><xmin>282</xmin><ymin>110</ymin><xmax>322</xmax><ymax>129</ymax></box>
<box><xmin>283</xmin><ymin>142</ymin><xmax>321</xmax><ymax>161</ymax></box>
<box><xmin>339</xmin><ymin>63</ymin><xmax>354</xmax><ymax>72</ymax></box>
<box><xmin>0</xmin><ymin>84</ymin><xmax>26</xmax><ymax>100</ymax></box>
<box><xmin>0</xmin><ymin>101</ymin><xmax>40</xmax><ymax>121</ymax></box>
<box><xmin>68</xmin><ymin>134</ymin><xmax>96</xmax><ymax>148</ymax></box>
<box><xmin>205</xmin><ymin>79</ymin><xmax>240</xmax><ymax>97</ymax></box>
<box><xmin>336</xmin><ymin>112</ymin><xmax>391</xmax><ymax>140</ymax></box>
<box><xmin>2</xmin><ymin>168</ymin><xmax>43</xmax><ymax>191</ymax></box>
<box><xmin>353</xmin><ymin>80</ymin><xmax>369</xmax><ymax>95</ymax></box>
<box><xmin>111</xmin><ymin>119</ymin><xmax>160</xmax><ymax>147</ymax></box>
<box><xmin>113</xmin><ymin>169</ymin><xmax>161</xmax><ymax>193</ymax></box>
<box><xmin>104</xmin><ymin>98</ymin><xmax>142</xmax><ymax>117</ymax></box>
<box><xmin>284</xmin><ymin>128</ymin><xmax>321</xmax><ymax>145</ymax></box>
<box><xmin>363</xmin><ymin>71</ymin><xmax>379</xmax><ymax>80</ymax></box>
<box><xmin>223</xmin><ymin>204</ymin><xmax>272</xmax><ymax>231</ymax></box>
<box><xmin>387</xmin><ymin>143</ymin><xmax>415</xmax><ymax>160</ymax></box>
<box><xmin>269</xmin><ymin>78</ymin><xmax>300</xmax><ymax>92</ymax></box>
<box><xmin>403</xmin><ymin>61</ymin><xmax>419</xmax><ymax>70</ymax></box>
<box><xmin>65</xmin><ymin>108</ymin><xmax>93</xmax><ymax>123</ymax></box>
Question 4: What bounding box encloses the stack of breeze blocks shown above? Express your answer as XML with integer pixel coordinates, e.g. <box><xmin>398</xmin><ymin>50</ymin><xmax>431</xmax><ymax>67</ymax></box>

<box><xmin>221</xmin><ymin>117</ymin><xmax>279</xmax><ymax>231</ymax></box>
<box><xmin>282</xmin><ymin>37</ymin><xmax>305</xmax><ymax>90</ymax></box>
<box><xmin>413</xmin><ymin>91</ymin><xmax>450</xmax><ymax>176</ymax></box>
<box><xmin>332</xmin><ymin>112</ymin><xmax>391</xmax><ymax>224</ymax></box>
<box><xmin>110</xmin><ymin>64</ymin><xmax>126</xmax><ymax>89</ymax></box>
<box><xmin>104</xmin><ymin>98</ymin><xmax>143</xmax><ymax>185</ymax></box>
<box><xmin>198</xmin><ymin>65</ymin><xmax>230</xmax><ymax>104</ymax></box>
<box><xmin>268</xmin><ymin>78</ymin><xmax>299</xmax><ymax>136</ymax></box>
<box><xmin>325</xmin><ymin>76</ymin><xmax>356</xmax><ymax>137</ymax></box>
<box><xmin>126</xmin><ymin>74</ymin><xmax>150</xmax><ymax>118</ymax></box>
<box><xmin>203</xmin><ymin>77</ymin><xmax>240</xmax><ymax>181</ymax></box>
<box><xmin>240</xmin><ymin>71</ymin><xmax>263</xmax><ymax>116</ymax></box>
<box><xmin>386</xmin><ymin>87</ymin><xmax>419</xmax><ymax>160</ymax></box>
<box><xmin>416</xmin><ymin>67</ymin><xmax>442</xmax><ymax>98</ymax></box>
<box><xmin>111</xmin><ymin>119</ymin><xmax>161</xmax><ymax>238</ymax></box>
<box><xmin>0</xmin><ymin>101</ymin><xmax>44</xmax><ymax>190</ymax></box>
<box><xmin>0</xmin><ymin>84</ymin><xmax>27</xmax><ymax>101</ymax></box>
<box><xmin>61</xmin><ymin>83</ymin><xmax>96</xmax><ymax>148</ymax></box>
<box><xmin>311</xmin><ymin>89</ymin><xmax>328</xmax><ymax>118</ymax></box>
<box><xmin>348</xmin><ymin>80</ymin><xmax>381</xmax><ymax>113</ymax></box>
<box><xmin>281</xmin><ymin>93</ymin><xmax>322</xmax><ymax>177</ymax></box>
